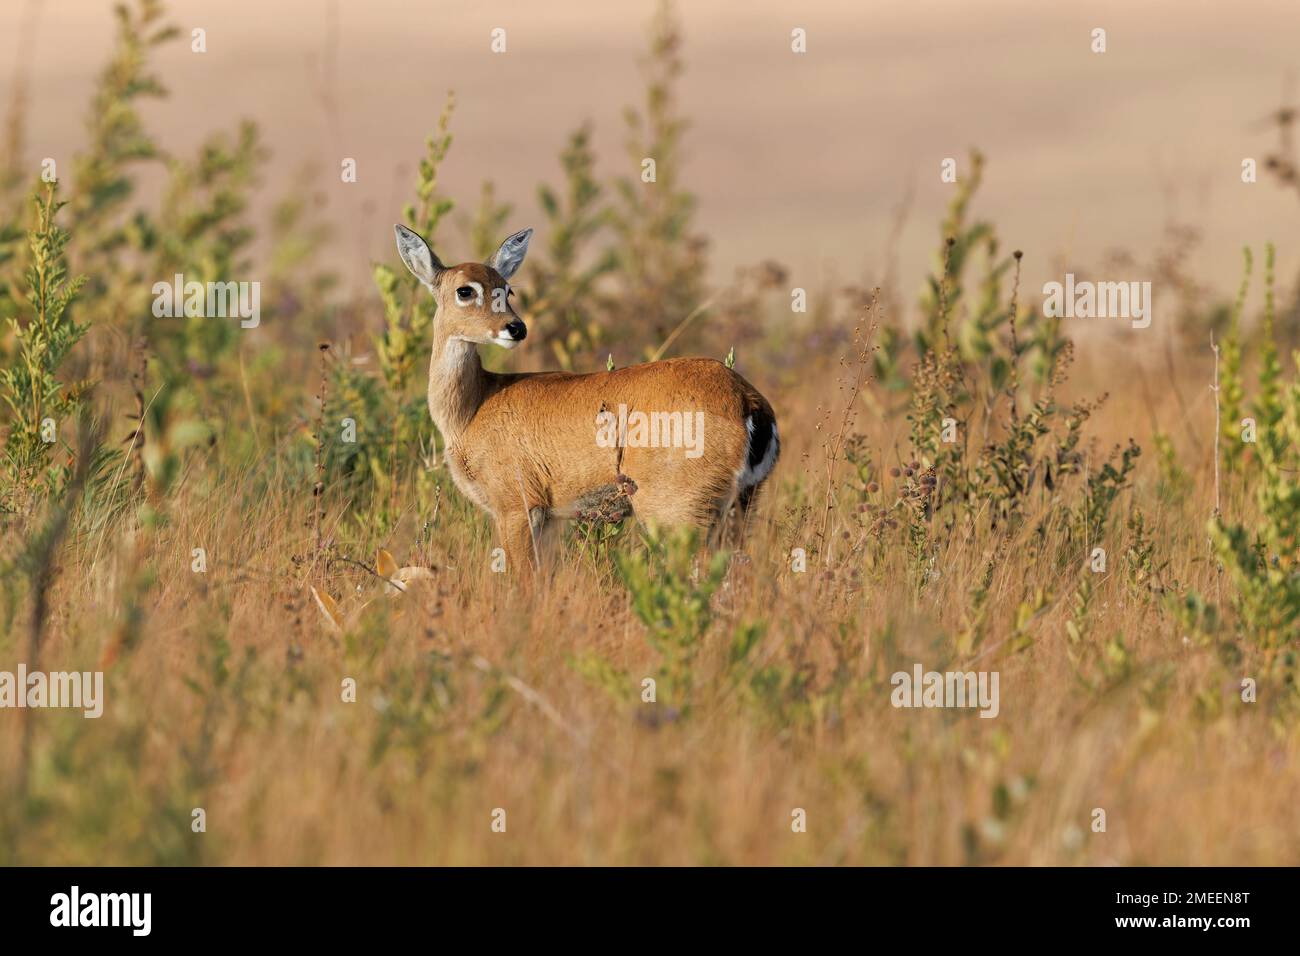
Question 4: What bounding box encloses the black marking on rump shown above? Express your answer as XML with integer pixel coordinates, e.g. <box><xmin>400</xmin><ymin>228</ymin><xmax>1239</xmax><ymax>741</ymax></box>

<box><xmin>747</xmin><ymin>406</ymin><xmax>778</xmax><ymax>473</ymax></box>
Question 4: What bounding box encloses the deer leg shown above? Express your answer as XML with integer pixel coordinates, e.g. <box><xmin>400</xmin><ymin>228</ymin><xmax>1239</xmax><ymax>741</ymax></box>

<box><xmin>714</xmin><ymin>483</ymin><xmax>762</xmax><ymax>552</ymax></box>
<box><xmin>705</xmin><ymin>483</ymin><xmax>743</xmax><ymax>551</ymax></box>
<box><xmin>497</xmin><ymin>510</ymin><xmax>536</xmax><ymax>576</ymax></box>
<box><xmin>497</xmin><ymin>507</ymin><xmax>552</xmax><ymax>577</ymax></box>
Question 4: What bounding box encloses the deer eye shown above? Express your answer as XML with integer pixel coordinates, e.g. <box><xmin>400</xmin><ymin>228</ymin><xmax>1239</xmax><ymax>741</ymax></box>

<box><xmin>456</xmin><ymin>286</ymin><xmax>475</xmax><ymax>301</ymax></box>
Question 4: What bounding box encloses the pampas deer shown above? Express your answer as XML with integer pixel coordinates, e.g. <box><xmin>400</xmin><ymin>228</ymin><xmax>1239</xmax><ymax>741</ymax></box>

<box><xmin>394</xmin><ymin>222</ymin><xmax>779</xmax><ymax>573</ymax></box>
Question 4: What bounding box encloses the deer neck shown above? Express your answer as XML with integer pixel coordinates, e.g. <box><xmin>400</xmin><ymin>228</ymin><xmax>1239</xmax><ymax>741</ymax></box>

<box><xmin>427</xmin><ymin>322</ymin><xmax>493</xmax><ymax>447</ymax></box>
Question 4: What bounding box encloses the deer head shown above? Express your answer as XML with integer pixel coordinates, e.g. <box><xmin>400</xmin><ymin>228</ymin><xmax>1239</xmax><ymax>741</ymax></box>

<box><xmin>393</xmin><ymin>223</ymin><xmax>533</xmax><ymax>347</ymax></box>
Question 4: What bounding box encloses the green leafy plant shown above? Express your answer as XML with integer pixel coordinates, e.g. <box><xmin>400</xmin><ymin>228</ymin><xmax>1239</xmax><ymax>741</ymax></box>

<box><xmin>1</xmin><ymin>183</ymin><xmax>90</xmax><ymax>510</ymax></box>
<box><xmin>523</xmin><ymin>125</ymin><xmax>617</xmax><ymax>371</ymax></box>
<box><xmin>332</xmin><ymin>93</ymin><xmax>456</xmax><ymax>538</ymax></box>
<box><xmin>615</xmin><ymin>525</ymin><xmax>728</xmax><ymax>712</ymax></box>
<box><xmin>611</xmin><ymin>0</ymin><xmax>708</xmax><ymax>356</ymax></box>
<box><xmin>1207</xmin><ymin>244</ymin><xmax>1300</xmax><ymax>679</ymax></box>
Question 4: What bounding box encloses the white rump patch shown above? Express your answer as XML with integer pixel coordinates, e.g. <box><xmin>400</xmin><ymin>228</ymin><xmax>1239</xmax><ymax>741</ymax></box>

<box><xmin>738</xmin><ymin>416</ymin><xmax>779</xmax><ymax>489</ymax></box>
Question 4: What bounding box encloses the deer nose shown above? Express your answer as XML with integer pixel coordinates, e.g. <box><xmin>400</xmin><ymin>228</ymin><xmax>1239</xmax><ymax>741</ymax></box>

<box><xmin>504</xmin><ymin>319</ymin><xmax>527</xmax><ymax>341</ymax></box>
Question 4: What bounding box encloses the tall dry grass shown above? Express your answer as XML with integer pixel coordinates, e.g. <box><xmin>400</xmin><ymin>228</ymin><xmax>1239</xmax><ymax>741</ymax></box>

<box><xmin>2</xmin><ymin>349</ymin><xmax>1297</xmax><ymax>866</ymax></box>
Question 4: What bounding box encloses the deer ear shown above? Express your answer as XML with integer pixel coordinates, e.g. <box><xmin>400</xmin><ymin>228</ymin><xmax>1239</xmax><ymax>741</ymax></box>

<box><xmin>376</xmin><ymin>549</ymin><xmax>399</xmax><ymax>580</ymax></box>
<box><xmin>394</xmin><ymin>224</ymin><xmax>444</xmax><ymax>288</ymax></box>
<box><xmin>487</xmin><ymin>227</ymin><xmax>533</xmax><ymax>280</ymax></box>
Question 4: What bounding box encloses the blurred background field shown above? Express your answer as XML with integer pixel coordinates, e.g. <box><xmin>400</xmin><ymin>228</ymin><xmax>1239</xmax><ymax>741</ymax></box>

<box><xmin>6</xmin><ymin>0</ymin><xmax>1300</xmax><ymax>298</ymax></box>
<box><xmin>1</xmin><ymin>0</ymin><xmax>1299</xmax><ymax>865</ymax></box>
